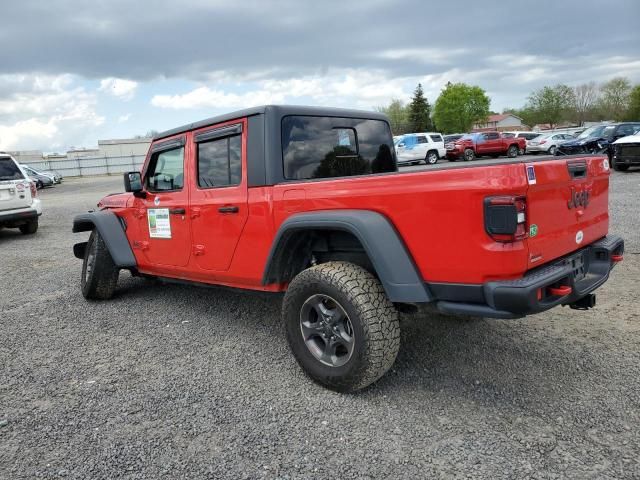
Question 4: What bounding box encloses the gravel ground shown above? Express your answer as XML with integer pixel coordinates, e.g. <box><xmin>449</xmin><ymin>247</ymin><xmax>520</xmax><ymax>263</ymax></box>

<box><xmin>1</xmin><ymin>169</ymin><xmax>639</xmax><ymax>479</ymax></box>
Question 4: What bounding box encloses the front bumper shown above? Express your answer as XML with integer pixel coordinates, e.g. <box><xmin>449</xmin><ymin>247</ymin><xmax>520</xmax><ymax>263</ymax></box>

<box><xmin>435</xmin><ymin>235</ymin><xmax>624</xmax><ymax>319</ymax></box>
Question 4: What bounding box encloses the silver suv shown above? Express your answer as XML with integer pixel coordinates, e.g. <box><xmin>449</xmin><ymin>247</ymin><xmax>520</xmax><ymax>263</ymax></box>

<box><xmin>0</xmin><ymin>154</ymin><xmax>42</xmax><ymax>234</ymax></box>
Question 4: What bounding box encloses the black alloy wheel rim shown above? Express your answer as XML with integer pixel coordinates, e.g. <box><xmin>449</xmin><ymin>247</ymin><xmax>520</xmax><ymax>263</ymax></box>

<box><xmin>299</xmin><ymin>294</ymin><xmax>355</xmax><ymax>367</ymax></box>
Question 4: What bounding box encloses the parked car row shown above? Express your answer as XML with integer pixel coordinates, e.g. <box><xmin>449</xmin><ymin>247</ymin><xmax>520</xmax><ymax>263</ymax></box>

<box><xmin>19</xmin><ymin>164</ymin><xmax>63</xmax><ymax>189</ymax></box>
<box><xmin>395</xmin><ymin>122</ymin><xmax>640</xmax><ymax>167</ymax></box>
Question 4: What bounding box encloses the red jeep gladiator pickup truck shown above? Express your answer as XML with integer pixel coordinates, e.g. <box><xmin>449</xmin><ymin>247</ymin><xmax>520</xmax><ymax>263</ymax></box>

<box><xmin>73</xmin><ymin>105</ymin><xmax>623</xmax><ymax>391</ymax></box>
<box><xmin>446</xmin><ymin>131</ymin><xmax>526</xmax><ymax>161</ymax></box>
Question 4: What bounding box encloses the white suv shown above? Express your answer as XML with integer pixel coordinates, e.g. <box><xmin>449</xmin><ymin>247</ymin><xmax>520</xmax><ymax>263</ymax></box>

<box><xmin>0</xmin><ymin>154</ymin><xmax>42</xmax><ymax>234</ymax></box>
<box><xmin>395</xmin><ymin>132</ymin><xmax>446</xmax><ymax>165</ymax></box>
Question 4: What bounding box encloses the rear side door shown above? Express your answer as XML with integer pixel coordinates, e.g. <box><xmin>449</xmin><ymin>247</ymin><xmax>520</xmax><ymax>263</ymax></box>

<box><xmin>415</xmin><ymin>135</ymin><xmax>429</xmax><ymax>160</ymax></box>
<box><xmin>189</xmin><ymin>120</ymin><xmax>249</xmax><ymax>271</ymax></box>
<box><xmin>0</xmin><ymin>158</ymin><xmax>31</xmax><ymax>211</ymax></box>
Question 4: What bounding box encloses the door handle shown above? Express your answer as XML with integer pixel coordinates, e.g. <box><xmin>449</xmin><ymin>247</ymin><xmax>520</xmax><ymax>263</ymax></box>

<box><xmin>218</xmin><ymin>205</ymin><xmax>239</xmax><ymax>214</ymax></box>
<box><xmin>169</xmin><ymin>208</ymin><xmax>186</xmax><ymax>215</ymax></box>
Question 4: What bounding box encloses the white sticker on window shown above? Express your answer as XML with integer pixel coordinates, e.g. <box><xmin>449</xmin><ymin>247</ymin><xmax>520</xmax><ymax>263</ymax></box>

<box><xmin>147</xmin><ymin>208</ymin><xmax>171</xmax><ymax>238</ymax></box>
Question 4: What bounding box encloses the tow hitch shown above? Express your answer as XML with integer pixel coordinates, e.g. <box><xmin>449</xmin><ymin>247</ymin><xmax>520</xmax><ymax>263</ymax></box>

<box><xmin>568</xmin><ymin>293</ymin><xmax>596</xmax><ymax>310</ymax></box>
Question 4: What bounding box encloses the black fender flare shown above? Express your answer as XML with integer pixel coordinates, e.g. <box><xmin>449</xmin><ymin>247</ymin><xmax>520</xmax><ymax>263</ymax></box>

<box><xmin>72</xmin><ymin>211</ymin><xmax>136</xmax><ymax>268</ymax></box>
<box><xmin>262</xmin><ymin>210</ymin><xmax>432</xmax><ymax>303</ymax></box>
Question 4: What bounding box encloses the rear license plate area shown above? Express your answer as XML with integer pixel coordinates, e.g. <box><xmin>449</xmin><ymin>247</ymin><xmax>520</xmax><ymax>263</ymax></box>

<box><xmin>565</xmin><ymin>251</ymin><xmax>587</xmax><ymax>282</ymax></box>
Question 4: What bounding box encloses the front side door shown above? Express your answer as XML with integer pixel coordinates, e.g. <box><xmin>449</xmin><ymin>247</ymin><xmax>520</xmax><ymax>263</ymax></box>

<box><xmin>189</xmin><ymin>121</ymin><xmax>249</xmax><ymax>271</ymax></box>
<box><xmin>132</xmin><ymin>138</ymin><xmax>192</xmax><ymax>268</ymax></box>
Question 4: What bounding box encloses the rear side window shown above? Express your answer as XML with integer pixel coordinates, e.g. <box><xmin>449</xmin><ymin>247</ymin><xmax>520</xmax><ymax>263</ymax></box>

<box><xmin>282</xmin><ymin>116</ymin><xmax>396</xmax><ymax>180</ymax></box>
<box><xmin>429</xmin><ymin>134</ymin><xmax>443</xmax><ymax>143</ymax></box>
<box><xmin>416</xmin><ymin>135</ymin><xmax>428</xmax><ymax>144</ymax></box>
<box><xmin>197</xmin><ymin>134</ymin><xmax>242</xmax><ymax>188</ymax></box>
<box><xmin>0</xmin><ymin>158</ymin><xmax>24</xmax><ymax>181</ymax></box>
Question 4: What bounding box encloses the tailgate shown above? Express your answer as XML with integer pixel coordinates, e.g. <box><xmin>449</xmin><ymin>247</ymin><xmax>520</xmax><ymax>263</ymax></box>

<box><xmin>0</xmin><ymin>182</ymin><xmax>32</xmax><ymax>212</ymax></box>
<box><xmin>525</xmin><ymin>156</ymin><xmax>610</xmax><ymax>268</ymax></box>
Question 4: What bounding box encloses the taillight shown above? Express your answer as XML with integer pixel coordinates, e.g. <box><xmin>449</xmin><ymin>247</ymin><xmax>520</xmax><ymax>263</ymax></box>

<box><xmin>484</xmin><ymin>195</ymin><xmax>527</xmax><ymax>242</ymax></box>
<box><xmin>30</xmin><ymin>181</ymin><xmax>37</xmax><ymax>197</ymax></box>
<box><xmin>539</xmin><ymin>140</ymin><xmax>547</xmax><ymax>145</ymax></box>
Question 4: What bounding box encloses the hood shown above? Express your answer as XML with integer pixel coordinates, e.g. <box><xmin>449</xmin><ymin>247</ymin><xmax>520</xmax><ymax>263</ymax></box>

<box><xmin>613</xmin><ymin>134</ymin><xmax>640</xmax><ymax>145</ymax></box>
<box><xmin>562</xmin><ymin>136</ymin><xmax>604</xmax><ymax>147</ymax></box>
<box><xmin>97</xmin><ymin>192</ymin><xmax>132</xmax><ymax>209</ymax></box>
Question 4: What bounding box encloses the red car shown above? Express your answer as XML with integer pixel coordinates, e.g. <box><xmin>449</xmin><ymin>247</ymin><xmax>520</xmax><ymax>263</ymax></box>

<box><xmin>446</xmin><ymin>132</ymin><xmax>526</xmax><ymax>161</ymax></box>
<box><xmin>73</xmin><ymin>105</ymin><xmax>623</xmax><ymax>391</ymax></box>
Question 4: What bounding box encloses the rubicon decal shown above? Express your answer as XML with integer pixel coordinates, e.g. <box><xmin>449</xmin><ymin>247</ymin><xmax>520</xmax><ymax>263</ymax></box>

<box><xmin>567</xmin><ymin>187</ymin><xmax>590</xmax><ymax>209</ymax></box>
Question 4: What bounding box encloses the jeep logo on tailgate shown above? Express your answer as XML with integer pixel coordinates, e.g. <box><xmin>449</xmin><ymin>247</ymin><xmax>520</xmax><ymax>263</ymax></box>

<box><xmin>568</xmin><ymin>187</ymin><xmax>590</xmax><ymax>209</ymax></box>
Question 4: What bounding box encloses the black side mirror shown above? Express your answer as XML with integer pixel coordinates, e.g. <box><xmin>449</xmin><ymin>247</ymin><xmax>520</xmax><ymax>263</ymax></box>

<box><xmin>124</xmin><ymin>171</ymin><xmax>144</xmax><ymax>196</ymax></box>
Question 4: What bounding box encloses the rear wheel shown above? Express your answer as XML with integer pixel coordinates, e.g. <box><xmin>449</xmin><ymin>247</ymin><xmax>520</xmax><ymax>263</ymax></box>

<box><xmin>425</xmin><ymin>150</ymin><xmax>439</xmax><ymax>165</ymax></box>
<box><xmin>463</xmin><ymin>149</ymin><xmax>475</xmax><ymax>161</ymax></box>
<box><xmin>283</xmin><ymin>261</ymin><xmax>400</xmax><ymax>392</ymax></box>
<box><xmin>19</xmin><ymin>218</ymin><xmax>38</xmax><ymax>235</ymax></box>
<box><xmin>81</xmin><ymin>230</ymin><xmax>119</xmax><ymax>300</ymax></box>
<box><xmin>507</xmin><ymin>145</ymin><xmax>518</xmax><ymax>158</ymax></box>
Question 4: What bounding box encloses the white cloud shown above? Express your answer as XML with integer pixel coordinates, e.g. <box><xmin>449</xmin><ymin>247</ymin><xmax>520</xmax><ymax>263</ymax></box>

<box><xmin>151</xmin><ymin>70</ymin><xmax>411</xmax><ymax>111</ymax></box>
<box><xmin>0</xmin><ymin>74</ymin><xmax>104</xmax><ymax>151</ymax></box>
<box><xmin>98</xmin><ymin>77</ymin><xmax>138</xmax><ymax>100</ymax></box>
<box><xmin>117</xmin><ymin>113</ymin><xmax>132</xmax><ymax>123</ymax></box>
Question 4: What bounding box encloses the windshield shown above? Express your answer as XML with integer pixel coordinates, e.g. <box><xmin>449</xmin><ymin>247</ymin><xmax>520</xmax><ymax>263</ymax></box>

<box><xmin>0</xmin><ymin>158</ymin><xmax>25</xmax><ymax>181</ymax></box>
<box><xmin>576</xmin><ymin>126</ymin><xmax>608</xmax><ymax>139</ymax></box>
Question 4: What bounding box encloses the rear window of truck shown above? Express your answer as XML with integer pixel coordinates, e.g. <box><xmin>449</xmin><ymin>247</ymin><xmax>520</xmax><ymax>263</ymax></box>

<box><xmin>281</xmin><ymin>116</ymin><xmax>396</xmax><ymax>180</ymax></box>
<box><xmin>0</xmin><ymin>157</ymin><xmax>24</xmax><ymax>181</ymax></box>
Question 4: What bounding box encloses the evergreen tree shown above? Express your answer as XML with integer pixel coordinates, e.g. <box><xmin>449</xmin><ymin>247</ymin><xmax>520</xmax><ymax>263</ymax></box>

<box><xmin>408</xmin><ymin>84</ymin><xmax>433</xmax><ymax>131</ymax></box>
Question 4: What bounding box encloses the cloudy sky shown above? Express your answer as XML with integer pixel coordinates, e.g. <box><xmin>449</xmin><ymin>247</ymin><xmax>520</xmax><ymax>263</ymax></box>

<box><xmin>1</xmin><ymin>0</ymin><xmax>638</xmax><ymax>152</ymax></box>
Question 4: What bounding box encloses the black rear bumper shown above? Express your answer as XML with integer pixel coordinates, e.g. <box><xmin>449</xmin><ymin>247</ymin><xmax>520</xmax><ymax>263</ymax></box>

<box><xmin>433</xmin><ymin>235</ymin><xmax>624</xmax><ymax>319</ymax></box>
<box><xmin>0</xmin><ymin>209</ymin><xmax>39</xmax><ymax>226</ymax></box>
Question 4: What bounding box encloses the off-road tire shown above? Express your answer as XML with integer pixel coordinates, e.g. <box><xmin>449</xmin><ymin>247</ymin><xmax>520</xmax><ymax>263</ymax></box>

<box><xmin>463</xmin><ymin>149</ymin><xmax>475</xmax><ymax>161</ymax></box>
<box><xmin>81</xmin><ymin>230</ymin><xmax>119</xmax><ymax>300</ymax></box>
<box><xmin>282</xmin><ymin>261</ymin><xmax>400</xmax><ymax>392</ymax></box>
<box><xmin>19</xmin><ymin>218</ymin><xmax>38</xmax><ymax>235</ymax></box>
<box><xmin>507</xmin><ymin>145</ymin><xmax>518</xmax><ymax>158</ymax></box>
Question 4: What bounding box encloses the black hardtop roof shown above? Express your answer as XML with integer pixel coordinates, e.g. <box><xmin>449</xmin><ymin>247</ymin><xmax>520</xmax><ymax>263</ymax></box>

<box><xmin>154</xmin><ymin>104</ymin><xmax>389</xmax><ymax>141</ymax></box>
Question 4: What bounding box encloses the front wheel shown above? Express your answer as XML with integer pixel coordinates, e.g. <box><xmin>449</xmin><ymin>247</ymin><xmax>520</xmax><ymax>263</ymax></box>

<box><xmin>425</xmin><ymin>150</ymin><xmax>439</xmax><ymax>165</ymax></box>
<box><xmin>81</xmin><ymin>230</ymin><xmax>119</xmax><ymax>300</ymax></box>
<box><xmin>548</xmin><ymin>146</ymin><xmax>557</xmax><ymax>155</ymax></box>
<box><xmin>507</xmin><ymin>145</ymin><xmax>518</xmax><ymax>158</ymax></box>
<box><xmin>283</xmin><ymin>261</ymin><xmax>400</xmax><ymax>392</ymax></box>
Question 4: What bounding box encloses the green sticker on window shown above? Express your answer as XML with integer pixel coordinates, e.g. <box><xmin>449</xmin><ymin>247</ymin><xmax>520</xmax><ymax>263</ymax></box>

<box><xmin>529</xmin><ymin>224</ymin><xmax>538</xmax><ymax>237</ymax></box>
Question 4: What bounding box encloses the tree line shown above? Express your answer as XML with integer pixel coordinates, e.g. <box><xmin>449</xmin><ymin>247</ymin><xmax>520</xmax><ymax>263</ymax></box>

<box><xmin>379</xmin><ymin>77</ymin><xmax>640</xmax><ymax>135</ymax></box>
